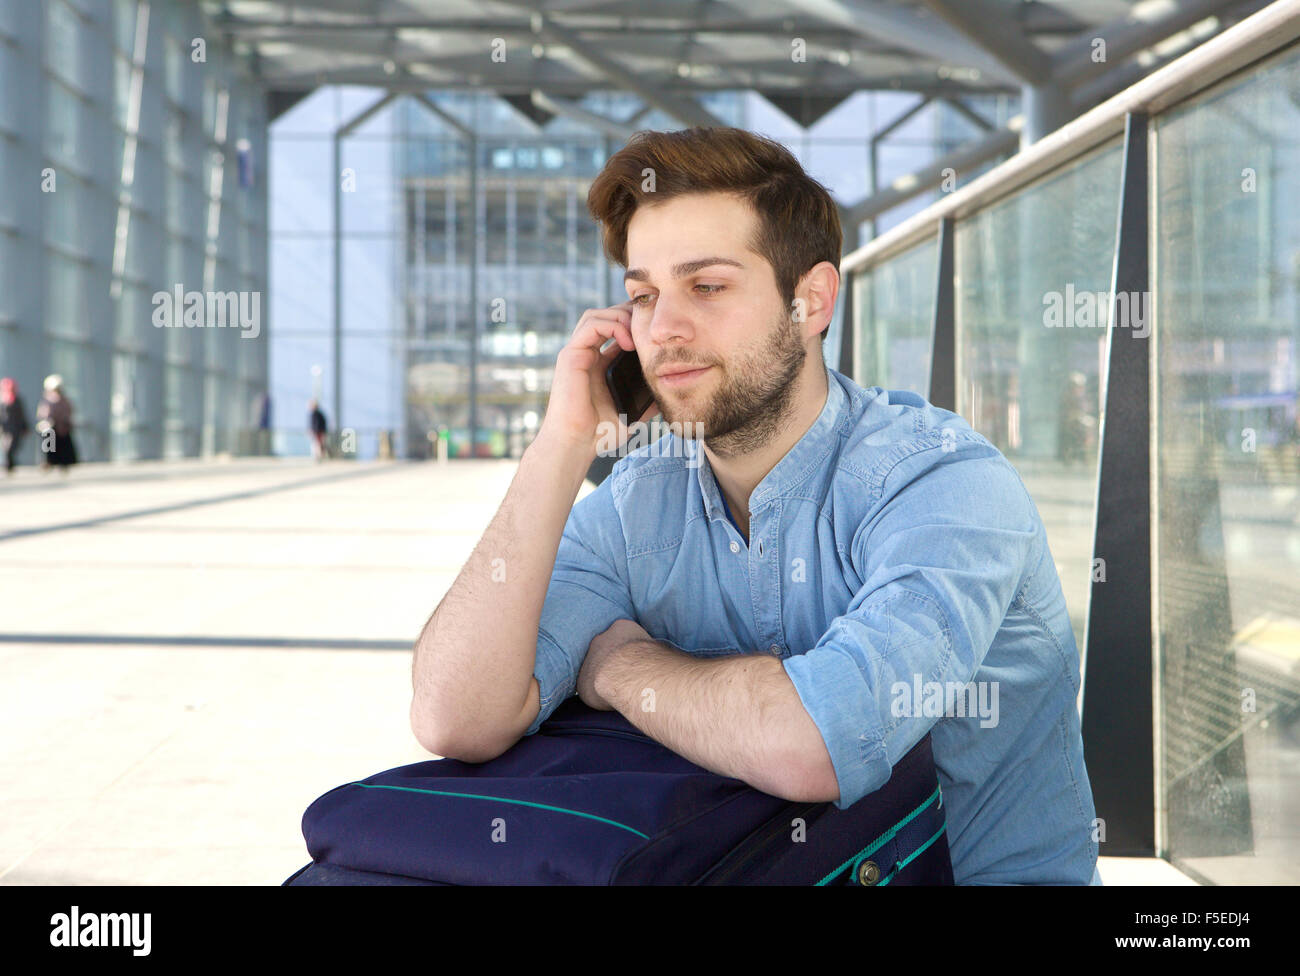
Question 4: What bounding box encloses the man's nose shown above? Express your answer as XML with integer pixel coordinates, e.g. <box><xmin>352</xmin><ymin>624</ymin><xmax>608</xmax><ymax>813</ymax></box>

<box><xmin>646</xmin><ymin>291</ymin><xmax>695</xmax><ymax>347</ymax></box>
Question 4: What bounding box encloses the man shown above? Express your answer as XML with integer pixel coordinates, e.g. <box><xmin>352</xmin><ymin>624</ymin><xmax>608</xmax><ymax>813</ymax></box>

<box><xmin>411</xmin><ymin>126</ymin><xmax>1099</xmax><ymax>885</ymax></box>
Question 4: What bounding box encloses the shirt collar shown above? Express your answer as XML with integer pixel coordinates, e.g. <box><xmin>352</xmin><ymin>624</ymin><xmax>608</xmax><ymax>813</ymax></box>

<box><xmin>689</xmin><ymin>363</ymin><xmax>852</xmax><ymax>522</ymax></box>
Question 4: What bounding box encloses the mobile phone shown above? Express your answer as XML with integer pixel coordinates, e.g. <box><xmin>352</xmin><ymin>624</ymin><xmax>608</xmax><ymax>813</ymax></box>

<box><xmin>605</xmin><ymin>347</ymin><xmax>657</xmax><ymax>421</ymax></box>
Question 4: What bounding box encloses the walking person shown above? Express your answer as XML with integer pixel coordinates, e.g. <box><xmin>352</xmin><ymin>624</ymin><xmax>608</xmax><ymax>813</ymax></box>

<box><xmin>308</xmin><ymin>398</ymin><xmax>329</xmax><ymax>461</ymax></box>
<box><xmin>255</xmin><ymin>391</ymin><xmax>272</xmax><ymax>455</ymax></box>
<box><xmin>0</xmin><ymin>377</ymin><xmax>30</xmax><ymax>475</ymax></box>
<box><xmin>35</xmin><ymin>374</ymin><xmax>78</xmax><ymax>475</ymax></box>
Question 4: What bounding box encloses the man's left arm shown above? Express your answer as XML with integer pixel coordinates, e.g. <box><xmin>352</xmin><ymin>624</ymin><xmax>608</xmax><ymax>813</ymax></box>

<box><xmin>586</xmin><ymin>625</ymin><xmax>839</xmax><ymax>802</ymax></box>
<box><xmin>583</xmin><ymin>441</ymin><xmax>1039</xmax><ymax>807</ymax></box>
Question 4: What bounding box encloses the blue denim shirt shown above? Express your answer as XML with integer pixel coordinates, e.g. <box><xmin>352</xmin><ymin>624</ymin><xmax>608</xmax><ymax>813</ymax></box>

<box><xmin>526</xmin><ymin>363</ymin><xmax>1100</xmax><ymax>885</ymax></box>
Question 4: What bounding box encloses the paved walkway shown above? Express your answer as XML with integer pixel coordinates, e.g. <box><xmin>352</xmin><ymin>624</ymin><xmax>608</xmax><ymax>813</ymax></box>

<box><xmin>0</xmin><ymin>456</ymin><xmax>530</xmax><ymax>885</ymax></box>
<box><xmin>0</xmin><ymin>457</ymin><xmax>1192</xmax><ymax>885</ymax></box>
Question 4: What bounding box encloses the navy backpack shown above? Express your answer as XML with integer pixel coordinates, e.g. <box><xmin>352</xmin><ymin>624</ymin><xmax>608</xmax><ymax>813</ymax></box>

<box><xmin>285</xmin><ymin>698</ymin><xmax>953</xmax><ymax>885</ymax></box>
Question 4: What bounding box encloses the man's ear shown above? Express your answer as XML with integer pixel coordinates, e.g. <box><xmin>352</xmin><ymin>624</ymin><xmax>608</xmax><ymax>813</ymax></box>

<box><xmin>795</xmin><ymin>262</ymin><xmax>839</xmax><ymax>339</ymax></box>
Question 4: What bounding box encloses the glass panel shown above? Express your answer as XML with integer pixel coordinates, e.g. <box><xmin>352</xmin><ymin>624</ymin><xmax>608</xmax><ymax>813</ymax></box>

<box><xmin>484</xmin><ymin>181</ymin><xmax>508</xmax><ymax>265</ymax></box>
<box><xmin>46</xmin><ymin>80</ymin><xmax>82</xmax><ymax>161</ymax></box>
<box><xmin>341</xmin><ymin>135</ymin><xmax>397</xmax><ymax>236</ymax></box>
<box><xmin>110</xmin><ymin>349</ymin><xmax>138</xmax><ymax>459</ymax></box>
<box><xmin>163</xmin><ymin>361</ymin><xmax>200</xmax><ymax>457</ymax></box>
<box><xmin>268</xmin><ymin>136</ymin><xmax>333</xmax><ymax>235</ymax></box>
<box><xmin>112</xmin><ymin>51</ymin><xmax>132</xmax><ymax>129</ymax></box>
<box><xmin>112</xmin><ymin>0</ymin><xmax>136</xmax><ymax>56</ymax></box>
<box><xmin>46</xmin><ymin>251</ymin><xmax>93</xmax><ymax>340</ymax></box>
<box><xmin>850</xmin><ymin>236</ymin><xmax>938</xmax><ymax>392</ymax></box>
<box><xmin>954</xmin><ymin>137</ymin><xmax>1124</xmax><ymax>654</ymax></box>
<box><xmin>516</xmin><ymin>184</ymin><xmax>540</xmax><ymax>266</ymax></box>
<box><xmin>44</xmin><ymin>0</ymin><xmax>82</xmax><ymax>85</ymax></box>
<box><xmin>1153</xmin><ymin>44</ymin><xmax>1300</xmax><ymax>885</ymax></box>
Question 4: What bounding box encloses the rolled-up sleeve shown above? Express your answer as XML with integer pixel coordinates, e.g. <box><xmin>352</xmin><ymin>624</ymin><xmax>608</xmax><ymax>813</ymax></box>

<box><xmin>782</xmin><ymin>443</ymin><xmax>1038</xmax><ymax>808</ymax></box>
<box><xmin>524</xmin><ymin>473</ymin><xmax>636</xmax><ymax>735</ymax></box>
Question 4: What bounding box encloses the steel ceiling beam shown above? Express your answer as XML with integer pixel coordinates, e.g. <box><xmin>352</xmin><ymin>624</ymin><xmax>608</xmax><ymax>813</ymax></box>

<box><xmin>212</xmin><ymin>17</ymin><xmax>954</xmax><ymax>40</ymax></box>
<box><xmin>216</xmin><ymin>0</ymin><xmax>1267</xmax><ymax>114</ymax></box>
<box><xmin>1067</xmin><ymin>5</ymin><xmax>1250</xmax><ymax>109</ymax></box>
<box><xmin>941</xmin><ymin>95</ymin><xmax>994</xmax><ymax>130</ymax></box>
<box><xmin>528</xmin><ymin>14</ymin><xmax>728</xmax><ymax>128</ymax></box>
<box><xmin>918</xmin><ymin>0</ymin><xmax>1055</xmax><ymax>86</ymax></box>
<box><xmin>338</xmin><ymin>89</ymin><xmax>398</xmax><ymax>137</ymax></box>
<box><xmin>781</xmin><ymin>0</ymin><xmax>1023</xmax><ymax>86</ymax></box>
<box><xmin>1050</xmin><ymin>0</ymin><xmax>1241</xmax><ymax>85</ymax></box>
<box><xmin>844</xmin><ymin>119</ymin><xmax>1022</xmax><ymax>226</ymax></box>
<box><xmin>529</xmin><ymin>91</ymin><xmax>637</xmax><ymax>141</ymax></box>
<box><xmin>407</xmin><ymin>92</ymin><xmax>473</xmax><ymax>138</ymax></box>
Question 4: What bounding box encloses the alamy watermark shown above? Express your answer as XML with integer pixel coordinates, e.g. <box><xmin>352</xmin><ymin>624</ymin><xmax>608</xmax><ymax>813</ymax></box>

<box><xmin>891</xmin><ymin>676</ymin><xmax>1000</xmax><ymax>728</ymax></box>
<box><xmin>151</xmin><ymin>285</ymin><xmax>261</xmax><ymax>339</ymax></box>
<box><xmin>1042</xmin><ymin>284</ymin><xmax>1149</xmax><ymax>339</ymax></box>
<box><xmin>50</xmin><ymin>906</ymin><xmax>150</xmax><ymax>956</ymax></box>
<box><xmin>595</xmin><ymin>418</ymin><xmax>706</xmax><ymax>466</ymax></box>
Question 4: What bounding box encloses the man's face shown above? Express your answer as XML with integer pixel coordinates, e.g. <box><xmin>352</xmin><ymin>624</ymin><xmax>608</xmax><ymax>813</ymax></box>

<box><xmin>623</xmin><ymin>192</ymin><xmax>807</xmax><ymax>457</ymax></box>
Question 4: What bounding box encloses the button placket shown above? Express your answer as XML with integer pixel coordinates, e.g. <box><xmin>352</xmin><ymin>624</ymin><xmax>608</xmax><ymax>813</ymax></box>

<box><xmin>755</xmin><ymin>499</ymin><xmax>785</xmax><ymax>663</ymax></box>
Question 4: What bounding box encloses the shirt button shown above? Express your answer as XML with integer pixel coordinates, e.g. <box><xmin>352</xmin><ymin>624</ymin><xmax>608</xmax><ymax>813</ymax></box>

<box><xmin>729</xmin><ymin>541</ymin><xmax>740</xmax><ymax>554</ymax></box>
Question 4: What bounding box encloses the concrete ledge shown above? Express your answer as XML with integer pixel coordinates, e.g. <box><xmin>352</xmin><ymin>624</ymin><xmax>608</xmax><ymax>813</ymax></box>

<box><xmin>1098</xmin><ymin>856</ymin><xmax>1201</xmax><ymax>886</ymax></box>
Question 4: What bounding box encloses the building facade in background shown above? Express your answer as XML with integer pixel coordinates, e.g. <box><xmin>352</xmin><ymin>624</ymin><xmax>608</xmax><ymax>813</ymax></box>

<box><xmin>268</xmin><ymin>86</ymin><xmax>1011</xmax><ymax>460</ymax></box>
<box><xmin>0</xmin><ymin>0</ymin><xmax>269</xmax><ymax>464</ymax></box>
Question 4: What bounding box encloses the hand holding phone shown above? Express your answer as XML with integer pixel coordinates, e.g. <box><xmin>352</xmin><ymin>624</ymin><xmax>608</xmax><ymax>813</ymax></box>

<box><xmin>539</xmin><ymin>301</ymin><xmax>657</xmax><ymax>454</ymax></box>
<box><xmin>605</xmin><ymin>347</ymin><xmax>657</xmax><ymax>423</ymax></box>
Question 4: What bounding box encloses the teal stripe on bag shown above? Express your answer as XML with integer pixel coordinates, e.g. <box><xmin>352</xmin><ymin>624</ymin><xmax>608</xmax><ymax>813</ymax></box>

<box><xmin>348</xmin><ymin>782</ymin><xmax>650</xmax><ymax>839</ymax></box>
<box><xmin>814</xmin><ymin>783</ymin><xmax>943</xmax><ymax>886</ymax></box>
<box><xmin>876</xmin><ymin>824</ymin><xmax>947</xmax><ymax>885</ymax></box>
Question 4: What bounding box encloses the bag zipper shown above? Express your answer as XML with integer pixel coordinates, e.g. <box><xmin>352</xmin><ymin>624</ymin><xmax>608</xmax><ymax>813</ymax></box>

<box><xmin>695</xmin><ymin>801</ymin><xmax>823</xmax><ymax>884</ymax></box>
<box><xmin>545</xmin><ymin>724</ymin><xmax>650</xmax><ymax>743</ymax></box>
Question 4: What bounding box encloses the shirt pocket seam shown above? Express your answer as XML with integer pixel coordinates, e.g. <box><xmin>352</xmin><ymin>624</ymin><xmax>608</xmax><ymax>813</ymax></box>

<box><xmin>627</xmin><ymin>535</ymin><xmax>683</xmax><ymax>559</ymax></box>
<box><xmin>657</xmin><ymin>637</ymin><xmax>739</xmax><ymax>657</ymax></box>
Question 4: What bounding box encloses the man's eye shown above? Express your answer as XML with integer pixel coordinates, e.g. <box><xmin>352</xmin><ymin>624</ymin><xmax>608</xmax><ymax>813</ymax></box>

<box><xmin>631</xmin><ymin>285</ymin><xmax>725</xmax><ymax>306</ymax></box>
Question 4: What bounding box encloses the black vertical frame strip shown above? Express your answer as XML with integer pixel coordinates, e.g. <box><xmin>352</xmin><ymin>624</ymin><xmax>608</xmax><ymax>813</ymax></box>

<box><xmin>929</xmin><ymin>218</ymin><xmax>956</xmax><ymax>412</ymax></box>
<box><xmin>838</xmin><ymin>265</ymin><xmax>856</xmax><ymax>382</ymax></box>
<box><xmin>1080</xmin><ymin>111</ymin><xmax>1154</xmax><ymax>856</ymax></box>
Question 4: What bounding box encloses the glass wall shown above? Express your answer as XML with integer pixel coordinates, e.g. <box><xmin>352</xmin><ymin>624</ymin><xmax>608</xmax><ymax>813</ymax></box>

<box><xmin>0</xmin><ymin>0</ymin><xmax>268</xmax><ymax>463</ymax></box>
<box><xmin>954</xmin><ymin>140</ymin><xmax>1124</xmax><ymax>653</ymax></box>
<box><xmin>843</xmin><ymin>31</ymin><xmax>1300</xmax><ymax>885</ymax></box>
<box><xmin>1153</xmin><ymin>42</ymin><xmax>1300</xmax><ymax>885</ymax></box>
<box><xmin>850</xmin><ymin>235</ymin><xmax>938</xmax><ymax>393</ymax></box>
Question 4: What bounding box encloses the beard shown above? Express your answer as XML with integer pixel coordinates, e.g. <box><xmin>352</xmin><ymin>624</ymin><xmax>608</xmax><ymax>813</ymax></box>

<box><xmin>650</xmin><ymin>304</ymin><xmax>807</xmax><ymax>459</ymax></box>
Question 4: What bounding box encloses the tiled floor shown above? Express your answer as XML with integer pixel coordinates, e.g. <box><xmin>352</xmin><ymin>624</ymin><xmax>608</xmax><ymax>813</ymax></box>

<box><xmin>0</xmin><ymin>456</ymin><xmax>520</xmax><ymax>885</ymax></box>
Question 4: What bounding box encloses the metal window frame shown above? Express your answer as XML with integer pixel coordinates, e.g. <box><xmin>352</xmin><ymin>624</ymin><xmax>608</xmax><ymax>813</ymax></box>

<box><xmin>1079</xmin><ymin>111</ymin><xmax>1154</xmax><ymax>856</ymax></box>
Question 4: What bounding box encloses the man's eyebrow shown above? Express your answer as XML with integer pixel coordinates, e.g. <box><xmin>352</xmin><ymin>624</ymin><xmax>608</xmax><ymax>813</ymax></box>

<box><xmin>624</xmin><ymin>257</ymin><xmax>745</xmax><ymax>283</ymax></box>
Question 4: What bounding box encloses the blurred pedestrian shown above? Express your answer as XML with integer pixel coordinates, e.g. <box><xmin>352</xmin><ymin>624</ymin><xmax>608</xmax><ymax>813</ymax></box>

<box><xmin>0</xmin><ymin>377</ymin><xmax>30</xmax><ymax>475</ymax></box>
<box><xmin>308</xmin><ymin>398</ymin><xmax>329</xmax><ymax>461</ymax></box>
<box><xmin>255</xmin><ymin>391</ymin><xmax>272</xmax><ymax>455</ymax></box>
<box><xmin>36</xmin><ymin>374</ymin><xmax>78</xmax><ymax>475</ymax></box>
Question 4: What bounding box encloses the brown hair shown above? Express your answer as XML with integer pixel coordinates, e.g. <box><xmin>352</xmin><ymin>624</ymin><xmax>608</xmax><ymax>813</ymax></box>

<box><xmin>587</xmin><ymin>126</ymin><xmax>842</xmax><ymax>344</ymax></box>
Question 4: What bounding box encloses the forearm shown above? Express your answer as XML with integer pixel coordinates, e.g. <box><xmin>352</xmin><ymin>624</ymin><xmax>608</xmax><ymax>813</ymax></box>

<box><xmin>598</xmin><ymin>640</ymin><xmax>839</xmax><ymax>802</ymax></box>
<box><xmin>411</xmin><ymin>430</ymin><xmax>595</xmax><ymax>752</ymax></box>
